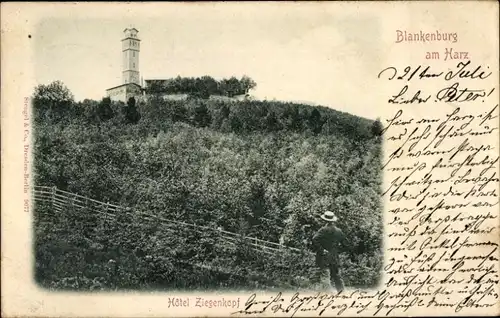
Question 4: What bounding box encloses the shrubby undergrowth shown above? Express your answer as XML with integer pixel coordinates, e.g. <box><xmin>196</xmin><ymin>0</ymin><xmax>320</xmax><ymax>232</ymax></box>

<box><xmin>33</xmin><ymin>81</ymin><xmax>384</xmax><ymax>291</ymax></box>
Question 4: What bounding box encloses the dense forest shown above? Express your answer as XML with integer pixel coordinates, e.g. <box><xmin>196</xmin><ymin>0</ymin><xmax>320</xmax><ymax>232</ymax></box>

<box><xmin>144</xmin><ymin>75</ymin><xmax>257</xmax><ymax>98</ymax></box>
<box><xmin>33</xmin><ymin>81</ymin><xmax>384</xmax><ymax>291</ymax></box>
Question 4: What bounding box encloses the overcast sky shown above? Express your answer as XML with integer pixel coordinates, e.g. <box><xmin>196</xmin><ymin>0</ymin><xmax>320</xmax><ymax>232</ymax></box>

<box><xmin>33</xmin><ymin>4</ymin><xmax>385</xmax><ymax>119</ymax></box>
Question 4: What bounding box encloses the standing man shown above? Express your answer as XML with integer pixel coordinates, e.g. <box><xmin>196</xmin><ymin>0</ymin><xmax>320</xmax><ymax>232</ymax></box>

<box><xmin>312</xmin><ymin>211</ymin><xmax>348</xmax><ymax>292</ymax></box>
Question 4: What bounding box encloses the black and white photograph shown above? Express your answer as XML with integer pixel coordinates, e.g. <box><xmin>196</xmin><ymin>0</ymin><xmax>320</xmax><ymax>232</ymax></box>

<box><xmin>31</xmin><ymin>7</ymin><xmax>384</xmax><ymax>293</ymax></box>
<box><xmin>4</xmin><ymin>2</ymin><xmax>500</xmax><ymax>318</ymax></box>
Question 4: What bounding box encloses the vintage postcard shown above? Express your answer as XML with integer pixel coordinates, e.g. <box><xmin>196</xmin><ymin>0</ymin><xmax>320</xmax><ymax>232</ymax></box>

<box><xmin>1</xmin><ymin>1</ymin><xmax>499</xmax><ymax>317</ymax></box>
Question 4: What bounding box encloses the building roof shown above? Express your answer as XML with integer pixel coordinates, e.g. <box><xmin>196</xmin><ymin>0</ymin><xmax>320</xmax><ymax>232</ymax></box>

<box><xmin>106</xmin><ymin>83</ymin><xmax>142</xmax><ymax>91</ymax></box>
<box><xmin>122</xmin><ymin>37</ymin><xmax>141</xmax><ymax>42</ymax></box>
<box><xmin>122</xmin><ymin>27</ymin><xmax>140</xmax><ymax>41</ymax></box>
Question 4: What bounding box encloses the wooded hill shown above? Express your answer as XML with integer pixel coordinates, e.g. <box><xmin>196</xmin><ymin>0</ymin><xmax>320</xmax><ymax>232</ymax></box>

<box><xmin>33</xmin><ymin>81</ymin><xmax>384</xmax><ymax>291</ymax></box>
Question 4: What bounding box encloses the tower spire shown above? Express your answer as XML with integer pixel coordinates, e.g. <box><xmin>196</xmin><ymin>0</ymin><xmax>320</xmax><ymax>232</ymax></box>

<box><xmin>121</xmin><ymin>27</ymin><xmax>140</xmax><ymax>85</ymax></box>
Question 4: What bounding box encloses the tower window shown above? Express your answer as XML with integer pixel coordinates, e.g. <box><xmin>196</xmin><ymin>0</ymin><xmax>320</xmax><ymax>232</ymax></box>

<box><xmin>133</xmin><ymin>63</ymin><xmax>135</xmax><ymax>68</ymax></box>
<box><xmin>133</xmin><ymin>51</ymin><xmax>135</xmax><ymax>57</ymax></box>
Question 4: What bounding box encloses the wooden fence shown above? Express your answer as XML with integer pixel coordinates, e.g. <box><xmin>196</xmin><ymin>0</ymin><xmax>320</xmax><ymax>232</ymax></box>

<box><xmin>32</xmin><ymin>185</ymin><xmax>311</xmax><ymax>257</ymax></box>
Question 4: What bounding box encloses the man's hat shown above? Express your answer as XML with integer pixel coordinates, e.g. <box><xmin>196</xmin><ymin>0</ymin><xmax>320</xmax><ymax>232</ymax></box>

<box><xmin>320</xmin><ymin>211</ymin><xmax>338</xmax><ymax>222</ymax></box>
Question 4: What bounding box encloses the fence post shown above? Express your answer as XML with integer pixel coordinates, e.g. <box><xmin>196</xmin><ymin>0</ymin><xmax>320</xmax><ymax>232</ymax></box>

<box><xmin>105</xmin><ymin>202</ymin><xmax>112</xmax><ymax>225</ymax></box>
<box><xmin>65</xmin><ymin>192</ymin><xmax>72</xmax><ymax>209</ymax></box>
<box><xmin>51</xmin><ymin>186</ymin><xmax>56</xmax><ymax>209</ymax></box>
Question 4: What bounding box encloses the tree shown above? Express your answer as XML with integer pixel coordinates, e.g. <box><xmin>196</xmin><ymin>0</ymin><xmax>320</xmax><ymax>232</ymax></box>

<box><xmin>212</xmin><ymin>104</ymin><xmax>231</xmax><ymax>130</ymax></box>
<box><xmin>308</xmin><ymin>108</ymin><xmax>323</xmax><ymax>134</ymax></box>
<box><xmin>220</xmin><ymin>104</ymin><xmax>230</xmax><ymax>119</ymax></box>
<box><xmin>240</xmin><ymin>75</ymin><xmax>257</xmax><ymax>95</ymax></box>
<box><xmin>78</xmin><ymin>99</ymin><xmax>99</xmax><ymax>122</ymax></box>
<box><xmin>371</xmin><ymin>118</ymin><xmax>383</xmax><ymax>137</ymax></box>
<box><xmin>192</xmin><ymin>78</ymin><xmax>209</xmax><ymax>99</ymax></box>
<box><xmin>218</xmin><ymin>79</ymin><xmax>230</xmax><ymax>97</ymax></box>
<box><xmin>33</xmin><ymin>81</ymin><xmax>75</xmax><ymax>122</ymax></box>
<box><xmin>265</xmin><ymin>111</ymin><xmax>281</xmax><ymax>131</ymax></box>
<box><xmin>201</xmin><ymin>76</ymin><xmax>219</xmax><ymax>97</ymax></box>
<box><xmin>225</xmin><ymin>77</ymin><xmax>241</xmax><ymax>97</ymax></box>
<box><xmin>229</xmin><ymin>114</ymin><xmax>242</xmax><ymax>132</ymax></box>
<box><xmin>193</xmin><ymin>103</ymin><xmax>212</xmax><ymax>127</ymax></box>
<box><xmin>123</xmin><ymin>97</ymin><xmax>141</xmax><ymax>124</ymax></box>
<box><xmin>247</xmin><ymin>181</ymin><xmax>267</xmax><ymax>226</ymax></box>
<box><xmin>170</xmin><ymin>102</ymin><xmax>188</xmax><ymax>123</ymax></box>
<box><xmin>97</xmin><ymin>97</ymin><xmax>114</xmax><ymax>122</ymax></box>
<box><xmin>283</xmin><ymin>105</ymin><xmax>301</xmax><ymax>131</ymax></box>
